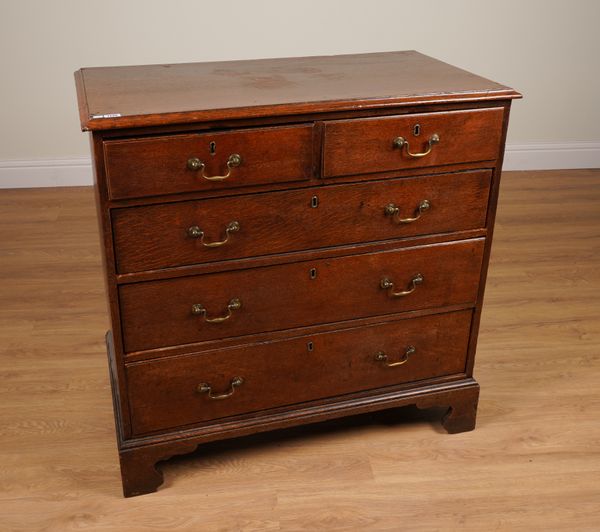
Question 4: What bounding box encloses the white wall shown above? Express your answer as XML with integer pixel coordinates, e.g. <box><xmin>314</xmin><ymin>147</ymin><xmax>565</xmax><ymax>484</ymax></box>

<box><xmin>1</xmin><ymin>0</ymin><xmax>599</xmax><ymax>185</ymax></box>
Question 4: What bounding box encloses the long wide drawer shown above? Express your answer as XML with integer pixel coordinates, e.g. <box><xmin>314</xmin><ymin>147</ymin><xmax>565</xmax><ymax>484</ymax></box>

<box><xmin>127</xmin><ymin>309</ymin><xmax>473</xmax><ymax>435</ymax></box>
<box><xmin>104</xmin><ymin>124</ymin><xmax>315</xmax><ymax>200</ymax></box>
<box><xmin>323</xmin><ymin>108</ymin><xmax>504</xmax><ymax>178</ymax></box>
<box><xmin>113</xmin><ymin>170</ymin><xmax>491</xmax><ymax>274</ymax></box>
<box><xmin>119</xmin><ymin>238</ymin><xmax>484</xmax><ymax>353</ymax></box>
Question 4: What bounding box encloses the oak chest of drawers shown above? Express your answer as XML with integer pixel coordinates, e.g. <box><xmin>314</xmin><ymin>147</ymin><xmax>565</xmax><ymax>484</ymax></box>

<box><xmin>75</xmin><ymin>51</ymin><xmax>520</xmax><ymax>497</ymax></box>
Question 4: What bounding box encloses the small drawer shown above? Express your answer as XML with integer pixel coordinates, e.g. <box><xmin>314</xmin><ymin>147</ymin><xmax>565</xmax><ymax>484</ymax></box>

<box><xmin>322</xmin><ymin>108</ymin><xmax>504</xmax><ymax>178</ymax></box>
<box><xmin>119</xmin><ymin>238</ymin><xmax>484</xmax><ymax>353</ymax></box>
<box><xmin>104</xmin><ymin>124</ymin><xmax>314</xmax><ymax>200</ymax></box>
<box><xmin>126</xmin><ymin>309</ymin><xmax>472</xmax><ymax>435</ymax></box>
<box><xmin>112</xmin><ymin>170</ymin><xmax>491</xmax><ymax>274</ymax></box>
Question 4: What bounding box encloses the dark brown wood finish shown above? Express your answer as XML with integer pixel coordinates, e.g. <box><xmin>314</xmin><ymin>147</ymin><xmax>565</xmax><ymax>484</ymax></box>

<box><xmin>75</xmin><ymin>51</ymin><xmax>519</xmax><ymax>131</ymax></box>
<box><xmin>119</xmin><ymin>239</ymin><xmax>484</xmax><ymax>353</ymax></box>
<box><xmin>464</xmin><ymin>104</ymin><xmax>513</xmax><ymax>378</ymax></box>
<box><xmin>104</xmin><ymin>124</ymin><xmax>314</xmax><ymax>199</ymax></box>
<box><xmin>90</xmin><ymin>134</ymin><xmax>134</xmax><ymax>440</ymax></box>
<box><xmin>127</xmin><ymin>310</ymin><xmax>472</xmax><ymax>435</ymax></box>
<box><xmin>323</xmin><ymin>108</ymin><xmax>504</xmax><ymax>177</ymax></box>
<box><xmin>113</xmin><ymin>170</ymin><xmax>491</xmax><ymax>273</ymax></box>
<box><xmin>116</xmin><ymin>228</ymin><xmax>489</xmax><ymax>286</ymax></box>
<box><xmin>76</xmin><ymin>51</ymin><xmax>520</xmax><ymax>496</ymax></box>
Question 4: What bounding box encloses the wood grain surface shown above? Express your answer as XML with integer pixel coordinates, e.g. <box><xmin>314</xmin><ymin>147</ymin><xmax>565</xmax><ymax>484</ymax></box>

<box><xmin>127</xmin><ymin>310</ymin><xmax>472</xmax><ymax>435</ymax></box>
<box><xmin>112</xmin><ymin>170</ymin><xmax>491</xmax><ymax>274</ymax></box>
<box><xmin>104</xmin><ymin>124</ymin><xmax>314</xmax><ymax>200</ymax></box>
<box><xmin>323</xmin><ymin>108</ymin><xmax>504</xmax><ymax>177</ymax></box>
<box><xmin>75</xmin><ymin>51</ymin><xmax>520</xmax><ymax>131</ymax></box>
<box><xmin>1</xmin><ymin>169</ymin><xmax>599</xmax><ymax>530</ymax></box>
<box><xmin>118</xmin><ymin>239</ymin><xmax>484</xmax><ymax>353</ymax></box>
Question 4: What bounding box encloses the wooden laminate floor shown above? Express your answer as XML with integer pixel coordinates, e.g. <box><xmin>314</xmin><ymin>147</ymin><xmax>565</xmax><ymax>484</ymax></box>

<box><xmin>0</xmin><ymin>170</ymin><xmax>599</xmax><ymax>531</ymax></box>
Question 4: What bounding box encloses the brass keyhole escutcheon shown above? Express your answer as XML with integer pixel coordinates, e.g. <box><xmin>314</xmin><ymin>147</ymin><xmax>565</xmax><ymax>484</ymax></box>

<box><xmin>209</xmin><ymin>141</ymin><xmax>216</xmax><ymax>155</ymax></box>
<box><xmin>413</xmin><ymin>124</ymin><xmax>421</xmax><ymax>136</ymax></box>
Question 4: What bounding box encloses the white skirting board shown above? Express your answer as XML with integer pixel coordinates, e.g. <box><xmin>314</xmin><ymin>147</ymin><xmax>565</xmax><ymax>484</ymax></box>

<box><xmin>0</xmin><ymin>157</ymin><xmax>94</xmax><ymax>188</ymax></box>
<box><xmin>0</xmin><ymin>142</ymin><xmax>599</xmax><ymax>189</ymax></box>
<box><xmin>501</xmin><ymin>141</ymin><xmax>600</xmax><ymax>171</ymax></box>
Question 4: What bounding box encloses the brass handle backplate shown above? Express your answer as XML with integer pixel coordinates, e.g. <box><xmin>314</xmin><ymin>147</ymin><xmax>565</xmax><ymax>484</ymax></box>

<box><xmin>393</xmin><ymin>134</ymin><xmax>440</xmax><ymax>158</ymax></box>
<box><xmin>375</xmin><ymin>346</ymin><xmax>416</xmax><ymax>367</ymax></box>
<box><xmin>191</xmin><ymin>298</ymin><xmax>241</xmax><ymax>323</ymax></box>
<box><xmin>197</xmin><ymin>376</ymin><xmax>244</xmax><ymax>400</ymax></box>
<box><xmin>384</xmin><ymin>200</ymin><xmax>430</xmax><ymax>224</ymax></box>
<box><xmin>187</xmin><ymin>221</ymin><xmax>240</xmax><ymax>247</ymax></box>
<box><xmin>380</xmin><ymin>273</ymin><xmax>424</xmax><ymax>297</ymax></box>
<box><xmin>187</xmin><ymin>153</ymin><xmax>242</xmax><ymax>181</ymax></box>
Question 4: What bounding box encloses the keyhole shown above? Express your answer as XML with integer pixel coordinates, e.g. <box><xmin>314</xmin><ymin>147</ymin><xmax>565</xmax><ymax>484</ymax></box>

<box><xmin>309</xmin><ymin>268</ymin><xmax>317</xmax><ymax>280</ymax></box>
<box><xmin>413</xmin><ymin>124</ymin><xmax>421</xmax><ymax>136</ymax></box>
<box><xmin>311</xmin><ymin>195</ymin><xmax>319</xmax><ymax>208</ymax></box>
<box><xmin>307</xmin><ymin>341</ymin><xmax>314</xmax><ymax>352</ymax></box>
<box><xmin>209</xmin><ymin>141</ymin><xmax>216</xmax><ymax>155</ymax></box>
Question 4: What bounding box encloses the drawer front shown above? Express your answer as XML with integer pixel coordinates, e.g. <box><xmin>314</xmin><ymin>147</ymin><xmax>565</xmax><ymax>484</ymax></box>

<box><xmin>323</xmin><ymin>108</ymin><xmax>504</xmax><ymax>178</ymax></box>
<box><xmin>127</xmin><ymin>309</ymin><xmax>472</xmax><ymax>435</ymax></box>
<box><xmin>119</xmin><ymin>238</ymin><xmax>484</xmax><ymax>353</ymax></box>
<box><xmin>113</xmin><ymin>170</ymin><xmax>491</xmax><ymax>274</ymax></box>
<box><xmin>104</xmin><ymin>124</ymin><xmax>314</xmax><ymax>200</ymax></box>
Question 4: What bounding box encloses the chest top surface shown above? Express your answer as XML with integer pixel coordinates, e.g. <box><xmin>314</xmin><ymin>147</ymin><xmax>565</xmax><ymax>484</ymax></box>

<box><xmin>75</xmin><ymin>50</ymin><xmax>520</xmax><ymax>131</ymax></box>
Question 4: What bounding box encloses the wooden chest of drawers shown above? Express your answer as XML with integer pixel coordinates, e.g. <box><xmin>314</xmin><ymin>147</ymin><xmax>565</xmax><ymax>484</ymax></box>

<box><xmin>75</xmin><ymin>51</ymin><xmax>520</xmax><ymax>497</ymax></box>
